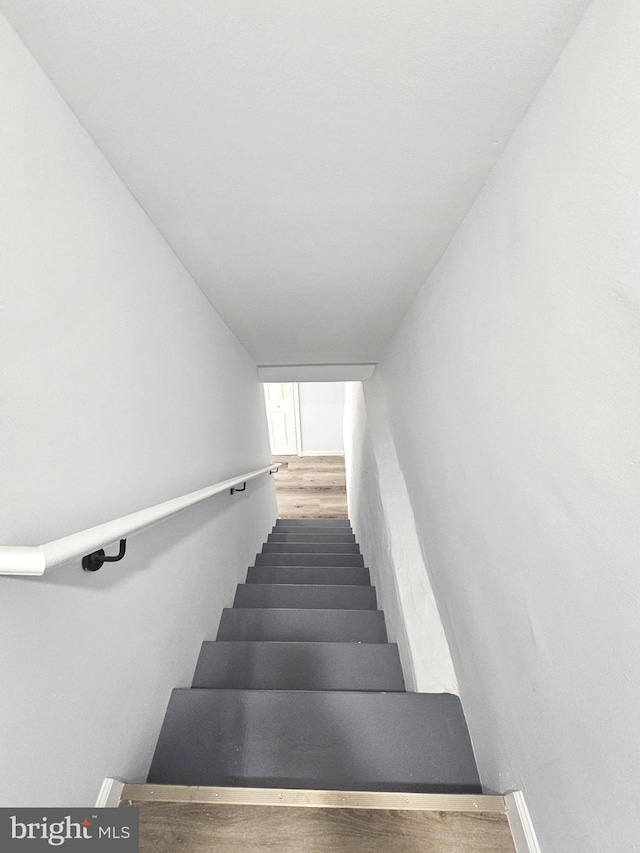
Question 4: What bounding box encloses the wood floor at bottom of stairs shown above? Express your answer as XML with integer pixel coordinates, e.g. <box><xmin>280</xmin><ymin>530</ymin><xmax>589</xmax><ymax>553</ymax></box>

<box><xmin>121</xmin><ymin>801</ymin><xmax>516</xmax><ymax>853</ymax></box>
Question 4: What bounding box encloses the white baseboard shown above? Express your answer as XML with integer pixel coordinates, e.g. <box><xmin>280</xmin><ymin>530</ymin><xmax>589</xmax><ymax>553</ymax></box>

<box><xmin>299</xmin><ymin>451</ymin><xmax>345</xmax><ymax>457</ymax></box>
<box><xmin>95</xmin><ymin>778</ymin><xmax>125</xmax><ymax>808</ymax></box>
<box><xmin>505</xmin><ymin>791</ymin><xmax>542</xmax><ymax>853</ymax></box>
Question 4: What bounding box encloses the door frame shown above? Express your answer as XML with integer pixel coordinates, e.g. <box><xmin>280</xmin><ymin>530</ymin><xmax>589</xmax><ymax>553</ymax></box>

<box><xmin>291</xmin><ymin>382</ymin><xmax>302</xmax><ymax>455</ymax></box>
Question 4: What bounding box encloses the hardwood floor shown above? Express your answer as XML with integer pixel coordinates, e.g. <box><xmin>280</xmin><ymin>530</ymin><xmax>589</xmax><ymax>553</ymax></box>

<box><xmin>272</xmin><ymin>455</ymin><xmax>348</xmax><ymax>519</ymax></box>
<box><xmin>126</xmin><ymin>802</ymin><xmax>516</xmax><ymax>853</ymax></box>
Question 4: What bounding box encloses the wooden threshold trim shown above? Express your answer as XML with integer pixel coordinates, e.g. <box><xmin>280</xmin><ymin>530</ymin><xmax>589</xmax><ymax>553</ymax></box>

<box><xmin>121</xmin><ymin>784</ymin><xmax>505</xmax><ymax>813</ymax></box>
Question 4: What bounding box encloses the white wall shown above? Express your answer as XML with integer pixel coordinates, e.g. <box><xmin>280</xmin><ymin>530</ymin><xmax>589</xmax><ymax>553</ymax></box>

<box><xmin>258</xmin><ymin>364</ymin><xmax>375</xmax><ymax>383</ymax></box>
<box><xmin>0</xmin><ymin>15</ymin><xmax>276</xmax><ymax>807</ymax></box>
<box><xmin>344</xmin><ymin>383</ymin><xmax>457</xmax><ymax>694</ymax></box>
<box><xmin>298</xmin><ymin>383</ymin><xmax>345</xmax><ymax>454</ymax></box>
<box><xmin>372</xmin><ymin>2</ymin><xmax>640</xmax><ymax>850</ymax></box>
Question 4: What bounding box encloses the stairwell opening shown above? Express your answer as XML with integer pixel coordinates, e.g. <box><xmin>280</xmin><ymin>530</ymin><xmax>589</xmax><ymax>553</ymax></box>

<box><xmin>136</xmin><ymin>379</ymin><xmax>487</xmax><ymax>843</ymax></box>
<box><xmin>262</xmin><ymin>381</ymin><xmax>347</xmax><ymax>518</ymax></box>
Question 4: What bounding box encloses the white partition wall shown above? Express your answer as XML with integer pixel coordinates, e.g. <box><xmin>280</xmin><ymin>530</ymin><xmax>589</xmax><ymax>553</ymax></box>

<box><xmin>366</xmin><ymin>3</ymin><xmax>640</xmax><ymax>850</ymax></box>
<box><xmin>0</xmin><ymin>15</ymin><xmax>276</xmax><ymax>807</ymax></box>
<box><xmin>298</xmin><ymin>383</ymin><xmax>345</xmax><ymax>455</ymax></box>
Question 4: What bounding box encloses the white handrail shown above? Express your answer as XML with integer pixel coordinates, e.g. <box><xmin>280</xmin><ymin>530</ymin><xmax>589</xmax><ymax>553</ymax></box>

<box><xmin>0</xmin><ymin>465</ymin><xmax>278</xmax><ymax>577</ymax></box>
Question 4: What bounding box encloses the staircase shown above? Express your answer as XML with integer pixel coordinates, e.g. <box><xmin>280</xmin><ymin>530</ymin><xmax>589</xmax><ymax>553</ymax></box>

<box><xmin>147</xmin><ymin>518</ymin><xmax>481</xmax><ymax>794</ymax></box>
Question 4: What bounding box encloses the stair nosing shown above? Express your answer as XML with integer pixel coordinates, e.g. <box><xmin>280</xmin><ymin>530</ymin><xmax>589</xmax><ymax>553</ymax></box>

<box><xmin>199</xmin><ymin>640</ymin><xmax>399</xmax><ymax>647</ymax></box>
<box><xmin>235</xmin><ymin>583</ymin><xmax>375</xmax><ymax>589</ymax></box>
<box><xmin>222</xmin><ymin>607</ymin><xmax>383</xmax><ymax>614</ymax></box>
<box><xmin>249</xmin><ymin>565</ymin><xmax>367</xmax><ymax>568</ymax></box>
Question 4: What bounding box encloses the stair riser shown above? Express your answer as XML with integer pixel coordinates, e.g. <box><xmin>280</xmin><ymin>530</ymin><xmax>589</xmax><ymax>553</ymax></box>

<box><xmin>217</xmin><ymin>608</ymin><xmax>387</xmax><ymax>643</ymax></box>
<box><xmin>246</xmin><ymin>567</ymin><xmax>371</xmax><ymax>585</ymax></box>
<box><xmin>233</xmin><ymin>584</ymin><xmax>376</xmax><ymax>610</ymax></box>
<box><xmin>262</xmin><ymin>543</ymin><xmax>361</xmax><ymax>555</ymax></box>
<box><xmin>276</xmin><ymin>519</ymin><xmax>352</xmax><ymax>527</ymax></box>
<box><xmin>192</xmin><ymin>641</ymin><xmax>406</xmax><ymax>691</ymax></box>
<box><xmin>268</xmin><ymin>533</ymin><xmax>356</xmax><ymax>544</ymax></box>
<box><xmin>272</xmin><ymin>527</ymin><xmax>353</xmax><ymax>537</ymax></box>
<box><xmin>256</xmin><ymin>554</ymin><xmax>364</xmax><ymax>567</ymax></box>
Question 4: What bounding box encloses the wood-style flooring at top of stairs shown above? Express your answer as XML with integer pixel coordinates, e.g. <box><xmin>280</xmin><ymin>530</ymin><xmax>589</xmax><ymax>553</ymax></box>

<box><xmin>272</xmin><ymin>455</ymin><xmax>348</xmax><ymax>519</ymax></box>
<box><xmin>121</xmin><ymin>795</ymin><xmax>517</xmax><ymax>853</ymax></box>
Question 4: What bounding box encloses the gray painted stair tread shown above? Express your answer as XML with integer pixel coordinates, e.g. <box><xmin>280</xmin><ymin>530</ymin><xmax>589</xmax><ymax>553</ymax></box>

<box><xmin>271</xmin><ymin>524</ymin><xmax>353</xmax><ymax>540</ymax></box>
<box><xmin>192</xmin><ymin>641</ymin><xmax>405</xmax><ymax>691</ymax></box>
<box><xmin>246</xmin><ymin>566</ymin><xmax>370</xmax><ymax>586</ymax></box>
<box><xmin>217</xmin><ymin>608</ymin><xmax>387</xmax><ymax>643</ymax></box>
<box><xmin>256</xmin><ymin>553</ymin><xmax>364</xmax><ymax>567</ymax></box>
<box><xmin>148</xmin><ymin>690</ymin><xmax>480</xmax><ymax>793</ymax></box>
<box><xmin>268</xmin><ymin>533</ymin><xmax>356</xmax><ymax>544</ymax></box>
<box><xmin>276</xmin><ymin>519</ymin><xmax>352</xmax><ymax>527</ymax></box>
<box><xmin>262</xmin><ymin>542</ymin><xmax>361</xmax><ymax>554</ymax></box>
<box><xmin>233</xmin><ymin>584</ymin><xmax>377</xmax><ymax>610</ymax></box>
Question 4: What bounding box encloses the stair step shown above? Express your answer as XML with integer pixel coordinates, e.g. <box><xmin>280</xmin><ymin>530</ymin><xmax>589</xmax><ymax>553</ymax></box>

<box><xmin>276</xmin><ymin>519</ymin><xmax>352</xmax><ymax>527</ymax></box>
<box><xmin>273</xmin><ymin>527</ymin><xmax>353</xmax><ymax>537</ymax></box>
<box><xmin>246</xmin><ymin>566</ymin><xmax>371</xmax><ymax>586</ymax></box>
<box><xmin>192</xmin><ymin>641</ymin><xmax>405</xmax><ymax>691</ymax></box>
<box><xmin>216</xmin><ymin>608</ymin><xmax>387</xmax><ymax>643</ymax></box>
<box><xmin>268</xmin><ymin>533</ymin><xmax>356</xmax><ymax>544</ymax></box>
<box><xmin>262</xmin><ymin>542</ymin><xmax>361</xmax><ymax>555</ymax></box>
<box><xmin>148</xmin><ymin>690</ymin><xmax>480</xmax><ymax>793</ymax></box>
<box><xmin>256</xmin><ymin>553</ymin><xmax>364</xmax><ymax>567</ymax></box>
<box><xmin>233</xmin><ymin>584</ymin><xmax>376</xmax><ymax>610</ymax></box>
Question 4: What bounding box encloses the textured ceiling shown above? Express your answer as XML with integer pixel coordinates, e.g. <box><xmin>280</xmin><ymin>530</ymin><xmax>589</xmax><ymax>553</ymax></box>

<box><xmin>0</xmin><ymin>1</ymin><xmax>589</xmax><ymax>363</ymax></box>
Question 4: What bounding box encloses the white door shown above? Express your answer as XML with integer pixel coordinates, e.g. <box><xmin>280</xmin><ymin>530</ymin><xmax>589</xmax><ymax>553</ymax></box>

<box><xmin>263</xmin><ymin>383</ymin><xmax>299</xmax><ymax>455</ymax></box>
